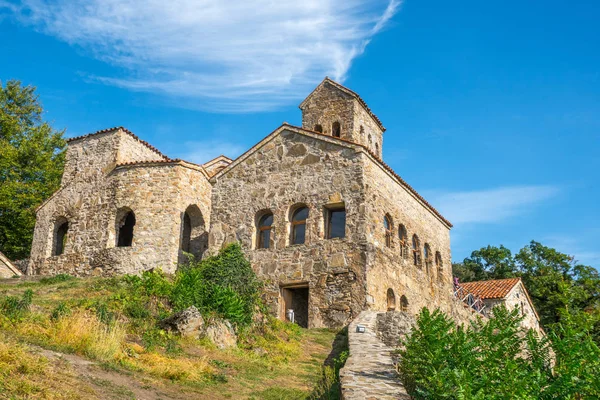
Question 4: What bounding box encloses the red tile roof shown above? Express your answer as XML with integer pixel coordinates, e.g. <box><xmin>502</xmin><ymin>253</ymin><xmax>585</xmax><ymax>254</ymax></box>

<box><xmin>460</xmin><ymin>278</ymin><xmax>521</xmax><ymax>299</ymax></box>
<box><xmin>66</xmin><ymin>126</ymin><xmax>169</xmax><ymax>160</ymax></box>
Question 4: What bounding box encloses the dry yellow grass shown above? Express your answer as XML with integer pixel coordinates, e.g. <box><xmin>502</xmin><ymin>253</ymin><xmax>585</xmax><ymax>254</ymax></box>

<box><xmin>0</xmin><ymin>337</ymin><xmax>98</xmax><ymax>399</ymax></box>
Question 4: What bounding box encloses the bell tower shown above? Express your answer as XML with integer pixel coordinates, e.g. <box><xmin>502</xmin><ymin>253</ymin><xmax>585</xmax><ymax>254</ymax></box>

<box><xmin>299</xmin><ymin>77</ymin><xmax>385</xmax><ymax>159</ymax></box>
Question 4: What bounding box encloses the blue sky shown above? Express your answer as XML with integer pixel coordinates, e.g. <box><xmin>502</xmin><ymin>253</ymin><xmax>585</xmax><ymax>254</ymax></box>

<box><xmin>1</xmin><ymin>0</ymin><xmax>598</xmax><ymax>267</ymax></box>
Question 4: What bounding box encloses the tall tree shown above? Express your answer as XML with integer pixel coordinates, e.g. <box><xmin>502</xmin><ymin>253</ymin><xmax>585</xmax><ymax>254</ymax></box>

<box><xmin>453</xmin><ymin>241</ymin><xmax>600</xmax><ymax>335</ymax></box>
<box><xmin>0</xmin><ymin>80</ymin><xmax>65</xmax><ymax>260</ymax></box>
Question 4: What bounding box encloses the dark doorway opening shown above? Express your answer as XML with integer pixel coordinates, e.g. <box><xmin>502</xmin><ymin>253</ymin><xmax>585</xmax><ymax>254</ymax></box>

<box><xmin>117</xmin><ymin>211</ymin><xmax>136</xmax><ymax>247</ymax></box>
<box><xmin>281</xmin><ymin>286</ymin><xmax>309</xmax><ymax>328</ymax></box>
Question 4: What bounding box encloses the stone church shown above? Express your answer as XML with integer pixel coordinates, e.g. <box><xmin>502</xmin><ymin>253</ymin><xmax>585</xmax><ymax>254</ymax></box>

<box><xmin>27</xmin><ymin>78</ymin><xmax>484</xmax><ymax>328</ymax></box>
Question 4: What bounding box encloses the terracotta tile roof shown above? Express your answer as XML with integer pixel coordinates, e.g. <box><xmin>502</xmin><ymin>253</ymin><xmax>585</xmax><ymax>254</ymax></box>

<box><xmin>299</xmin><ymin>77</ymin><xmax>386</xmax><ymax>132</ymax></box>
<box><xmin>459</xmin><ymin>278</ymin><xmax>521</xmax><ymax>299</ymax></box>
<box><xmin>66</xmin><ymin>126</ymin><xmax>169</xmax><ymax>160</ymax></box>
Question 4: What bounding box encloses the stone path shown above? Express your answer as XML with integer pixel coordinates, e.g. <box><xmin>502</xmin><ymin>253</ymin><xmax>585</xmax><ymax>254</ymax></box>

<box><xmin>340</xmin><ymin>311</ymin><xmax>410</xmax><ymax>399</ymax></box>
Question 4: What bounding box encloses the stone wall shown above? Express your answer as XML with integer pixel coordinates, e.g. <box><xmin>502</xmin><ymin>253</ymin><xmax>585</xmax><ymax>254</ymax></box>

<box><xmin>485</xmin><ymin>283</ymin><xmax>540</xmax><ymax>332</ymax></box>
<box><xmin>300</xmin><ymin>80</ymin><xmax>383</xmax><ymax>158</ymax></box>
<box><xmin>29</xmin><ymin>128</ymin><xmax>211</xmax><ymax>276</ymax></box>
<box><xmin>0</xmin><ymin>252</ymin><xmax>21</xmax><ymax>278</ymax></box>
<box><xmin>209</xmin><ymin>128</ymin><xmax>370</xmax><ymax>328</ymax></box>
<box><xmin>360</xmin><ymin>153</ymin><xmax>461</xmax><ymax>319</ymax></box>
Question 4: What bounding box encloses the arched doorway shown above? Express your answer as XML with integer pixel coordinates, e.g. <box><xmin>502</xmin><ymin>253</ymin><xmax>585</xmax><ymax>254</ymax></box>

<box><xmin>181</xmin><ymin>205</ymin><xmax>207</xmax><ymax>259</ymax></box>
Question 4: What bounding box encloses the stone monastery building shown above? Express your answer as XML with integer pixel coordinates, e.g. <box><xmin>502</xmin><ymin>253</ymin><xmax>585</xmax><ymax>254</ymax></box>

<box><xmin>28</xmin><ymin>78</ymin><xmax>528</xmax><ymax>328</ymax></box>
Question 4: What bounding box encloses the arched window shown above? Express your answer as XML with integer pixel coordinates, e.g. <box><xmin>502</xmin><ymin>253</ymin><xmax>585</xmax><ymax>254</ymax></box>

<box><xmin>290</xmin><ymin>206</ymin><xmax>309</xmax><ymax>245</ymax></box>
<box><xmin>435</xmin><ymin>251</ymin><xmax>443</xmax><ymax>280</ymax></box>
<box><xmin>398</xmin><ymin>224</ymin><xmax>408</xmax><ymax>258</ymax></box>
<box><xmin>400</xmin><ymin>295</ymin><xmax>409</xmax><ymax>312</ymax></box>
<box><xmin>424</xmin><ymin>243</ymin><xmax>433</xmax><ymax>274</ymax></box>
<box><xmin>332</xmin><ymin>121</ymin><xmax>341</xmax><ymax>138</ymax></box>
<box><xmin>117</xmin><ymin>210</ymin><xmax>136</xmax><ymax>247</ymax></box>
<box><xmin>181</xmin><ymin>205</ymin><xmax>207</xmax><ymax>258</ymax></box>
<box><xmin>53</xmin><ymin>218</ymin><xmax>69</xmax><ymax>256</ymax></box>
<box><xmin>314</xmin><ymin>124</ymin><xmax>323</xmax><ymax>133</ymax></box>
<box><xmin>257</xmin><ymin>211</ymin><xmax>274</xmax><ymax>249</ymax></box>
<box><xmin>384</xmin><ymin>214</ymin><xmax>393</xmax><ymax>247</ymax></box>
<box><xmin>412</xmin><ymin>234</ymin><xmax>421</xmax><ymax>266</ymax></box>
<box><xmin>386</xmin><ymin>288</ymin><xmax>396</xmax><ymax>311</ymax></box>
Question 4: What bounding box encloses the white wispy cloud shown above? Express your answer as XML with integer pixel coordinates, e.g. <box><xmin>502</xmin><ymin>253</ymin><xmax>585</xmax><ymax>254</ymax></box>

<box><xmin>427</xmin><ymin>185</ymin><xmax>561</xmax><ymax>225</ymax></box>
<box><xmin>3</xmin><ymin>0</ymin><xmax>400</xmax><ymax>112</ymax></box>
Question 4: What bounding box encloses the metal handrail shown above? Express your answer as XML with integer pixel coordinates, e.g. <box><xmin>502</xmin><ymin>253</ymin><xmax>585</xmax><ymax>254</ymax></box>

<box><xmin>453</xmin><ymin>281</ymin><xmax>487</xmax><ymax>316</ymax></box>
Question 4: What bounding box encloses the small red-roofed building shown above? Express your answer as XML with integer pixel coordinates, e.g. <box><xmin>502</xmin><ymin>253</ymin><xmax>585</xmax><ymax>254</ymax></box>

<box><xmin>460</xmin><ymin>278</ymin><xmax>541</xmax><ymax>331</ymax></box>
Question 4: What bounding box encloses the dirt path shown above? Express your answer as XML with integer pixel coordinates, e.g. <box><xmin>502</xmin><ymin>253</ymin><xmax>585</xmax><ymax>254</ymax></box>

<box><xmin>35</xmin><ymin>347</ymin><xmax>189</xmax><ymax>400</ymax></box>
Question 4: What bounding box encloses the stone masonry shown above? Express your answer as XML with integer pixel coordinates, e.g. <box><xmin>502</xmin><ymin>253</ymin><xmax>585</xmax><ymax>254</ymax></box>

<box><xmin>28</xmin><ymin>77</ymin><xmax>540</xmax><ymax>330</ymax></box>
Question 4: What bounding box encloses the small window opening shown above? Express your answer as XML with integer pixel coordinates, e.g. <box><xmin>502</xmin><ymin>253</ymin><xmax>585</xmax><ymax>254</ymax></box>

<box><xmin>375</xmin><ymin>142</ymin><xmax>379</xmax><ymax>155</ymax></box>
<box><xmin>400</xmin><ymin>295</ymin><xmax>409</xmax><ymax>312</ymax></box>
<box><xmin>399</xmin><ymin>224</ymin><xmax>408</xmax><ymax>258</ymax></box>
<box><xmin>386</xmin><ymin>288</ymin><xmax>396</xmax><ymax>311</ymax></box>
<box><xmin>291</xmin><ymin>206</ymin><xmax>309</xmax><ymax>245</ymax></box>
<box><xmin>332</xmin><ymin>121</ymin><xmax>341</xmax><ymax>138</ymax></box>
<box><xmin>257</xmin><ymin>211</ymin><xmax>274</xmax><ymax>249</ymax></box>
<box><xmin>412</xmin><ymin>234</ymin><xmax>421</xmax><ymax>266</ymax></box>
<box><xmin>314</xmin><ymin>124</ymin><xmax>323</xmax><ymax>133</ymax></box>
<box><xmin>181</xmin><ymin>205</ymin><xmax>207</xmax><ymax>258</ymax></box>
<box><xmin>53</xmin><ymin>219</ymin><xmax>69</xmax><ymax>256</ymax></box>
<box><xmin>326</xmin><ymin>206</ymin><xmax>346</xmax><ymax>239</ymax></box>
<box><xmin>117</xmin><ymin>211</ymin><xmax>136</xmax><ymax>247</ymax></box>
<box><xmin>424</xmin><ymin>243</ymin><xmax>433</xmax><ymax>275</ymax></box>
<box><xmin>384</xmin><ymin>214</ymin><xmax>393</xmax><ymax>247</ymax></box>
<box><xmin>435</xmin><ymin>251</ymin><xmax>443</xmax><ymax>280</ymax></box>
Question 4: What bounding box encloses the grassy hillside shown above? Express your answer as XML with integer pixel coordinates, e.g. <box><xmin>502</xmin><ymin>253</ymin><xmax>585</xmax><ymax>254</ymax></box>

<box><xmin>0</xmin><ymin>275</ymin><xmax>347</xmax><ymax>399</ymax></box>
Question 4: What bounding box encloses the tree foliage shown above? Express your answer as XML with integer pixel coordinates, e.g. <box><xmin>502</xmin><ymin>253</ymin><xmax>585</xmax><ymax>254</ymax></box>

<box><xmin>397</xmin><ymin>307</ymin><xmax>600</xmax><ymax>399</ymax></box>
<box><xmin>0</xmin><ymin>80</ymin><xmax>65</xmax><ymax>259</ymax></box>
<box><xmin>453</xmin><ymin>241</ymin><xmax>600</xmax><ymax>333</ymax></box>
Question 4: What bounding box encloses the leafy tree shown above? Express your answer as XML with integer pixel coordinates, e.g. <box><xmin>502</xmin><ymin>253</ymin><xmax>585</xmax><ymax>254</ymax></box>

<box><xmin>0</xmin><ymin>80</ymin><xmax>65</xmax><ymax>259</ymax></box>
<box><xmin>397</xmin><ymin>307</ymin><xmax>600</xmax><ymax>399</ymax></box>
<box><xmin>453</xmin><ymin>241</ymin><xmax>600</xmax><ymax>332</ymax></box>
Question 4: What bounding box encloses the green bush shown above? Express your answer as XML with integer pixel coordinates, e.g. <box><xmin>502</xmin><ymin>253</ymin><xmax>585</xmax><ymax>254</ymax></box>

<box><xmin>39</xmin><ymin>274</ymin><xmax>74</xmax><ymax>284</ymax></box>
<box><xmin>0</xmin><ymin>289</ymin><xmax>33</xmax><ymax>319</ymax></box>
<box><xmin>397</xmin><ymin>307</ymin><xmax>600</xmax><ymax>399</ymax></box>
<box><xmin>50</xmin><ymin>302</ymin><xmax>71</xmax><ymax>321</ymax></box>
<box><xmin>171</xmin><ymin>243</ymin><xmax>261</xmax><ymax>326</ymax></box>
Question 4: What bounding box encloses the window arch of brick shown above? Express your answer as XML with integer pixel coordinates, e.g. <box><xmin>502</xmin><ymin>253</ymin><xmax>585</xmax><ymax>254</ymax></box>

<box><xmin>386</xmin><ymin>288</ymin><xmax>396</xmax><ymax>311</ymax></box>
<box><xmin>116</xmin><ymin>208</ymin><xmax>136</xmax><ymax>247</ymax></box>
<box><xmin>52</xmin><ymin>217</ymin><xmax>69</xmax><ymax>256</ymax></box>
<box><xmin>435</xmin><ymin>251</ymin><xmax>443</xmax><ymax>280</ymax></box>
<box><xmin>314</xmin><ymin>124</ymin><xmax>323</xmax><ymax>133</ymax></box>
<box><xmin>289</xmin><ymin>204</ymin><xmax>309</xmax><ymax>245</ymax></box>
<box><xmin>332</xmin><ymin>121</ymin><xmax>341</xmax><ymax>138</ymax></box>
<box><xmin>412</xmin><ymin>234</ymin><xmax>421</xmax><ymax>266</ymax></box>
<box><xmin>398</xmin><ymin>224</ymin><xmax>408</xmax><ymax>258</ymax></box>
<box><xmin>256</xmin><ymin>210</ymin><xmax>274</xmax><ymax>249</ymax></box>
<box><xmin>181</xmin><ymin>204</ymin><xmax>207</xmax><ymax>259</ymax></box>
<box><xmin>384</xmin><ymin>214</ymin><xmax>393</xmax><ymax>247</ymax></box>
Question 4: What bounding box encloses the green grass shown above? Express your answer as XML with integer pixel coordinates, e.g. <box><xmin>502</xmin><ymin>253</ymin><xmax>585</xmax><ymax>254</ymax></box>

<box><xmin>0</xmin><ymin>275</ymin><xmax>341</xmax><ymax>399</ymax></box>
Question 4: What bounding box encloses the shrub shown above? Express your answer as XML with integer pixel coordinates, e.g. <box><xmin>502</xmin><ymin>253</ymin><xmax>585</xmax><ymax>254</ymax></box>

<box><xmin>171</xmin><ymin>243</ymin><xmax>261</xmax><ymax>326</ymax></box>
<box><xmin>50</xmin><ymin>302</ymin><xmax>71</xmax><ymax>321</ymax></box>
<box><xmin>0</xmin><ymin>289</ymin><xmax>33</xmax><ymax>319</ymax></box>
<box><xmin>397</xmin><ymin>307</ymin><xmax>600</xmax><ymax>399</ymax></box>
<box><xmin>39</xmin><ymin>274</ymin><xmax>74</xmax><ymax>285</ymax></box>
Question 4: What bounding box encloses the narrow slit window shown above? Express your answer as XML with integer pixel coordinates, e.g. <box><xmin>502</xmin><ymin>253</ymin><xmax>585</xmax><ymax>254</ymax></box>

<box><xmin>332</xmin><ymin>121</ymin><xmax>341</xmax><ymax>138</ymax></box>
<box><xmin>53</xmin><ymin>219</ymin><xmax>69</xmax><ymax>256</ymax></box>
<box><xmin>412</xmin><ymin>234</ymin><xmax>421</xmax><ymax>266</ymax></box>
<box><xmin>384</xmin><ymin>214</ymin><xmax>393</xmax><ymax>247</ymax></box>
